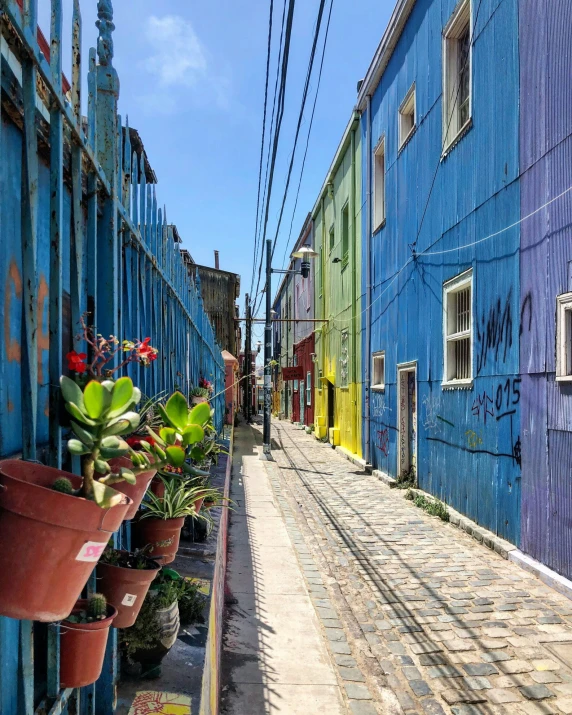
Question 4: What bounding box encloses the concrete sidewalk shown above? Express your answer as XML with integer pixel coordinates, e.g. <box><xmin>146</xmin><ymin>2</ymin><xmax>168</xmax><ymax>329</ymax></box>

<box><xmin>220</xmin><ymin>424</ymin><xmax>347</xmax><ymax>714</ymax></box>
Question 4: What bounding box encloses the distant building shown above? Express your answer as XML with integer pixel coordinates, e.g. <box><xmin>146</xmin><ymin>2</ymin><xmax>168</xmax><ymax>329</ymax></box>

<box><xmin>181</xmin><ymin>249</ymin><xmax>241</xmax><ymax>357</ymax></box>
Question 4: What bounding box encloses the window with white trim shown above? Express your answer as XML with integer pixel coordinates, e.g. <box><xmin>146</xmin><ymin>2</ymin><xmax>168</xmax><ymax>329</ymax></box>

<box><xmin>399</xmin><ymin>84</ymin><xmax>416</xmax><ymax>148</ymax></box>
<box><xmin>443</xmin><ymin>270</ymin><xmax>473</xmax><ymax>385</ymax></box>
<box><xmin>556</xmin><ymin>293</ymin><xmax>572</xmax><ymax>381</ymax></box>
<box><xmin>373</xmin><ymin>137</ymin><xmax>385</xmax><ymax>231</ymax></box>
<box><xmin>306</xmin><ymin>371</ymin><xmax>312</xmax><ymax>405</ymax></box>
<box><xmin>371</xmin><ymin>351</ymin><xmax>385</xmax><ymax>390</ymax></box>
<box><xmin>443</xmin><ymin>0</ymin><xmax>471</xmax><ymax>149</ymax></box>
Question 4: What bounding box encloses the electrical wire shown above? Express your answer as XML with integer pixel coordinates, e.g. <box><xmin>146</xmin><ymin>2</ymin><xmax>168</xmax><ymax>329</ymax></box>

<box><xmin>279</xmin><ymin>0</ymin><xmax>334</xmax><ymax>272</ymax></box>
<box><xmin>251</xmin><ymin>0</ymin><xmax>297</xmax><ymax>306</ymax></box>
<box><xmin>254</xmin><ymin>0</ymin><xmax>331</xmax><ymax>315</ymax></box>
<box><xmin>250</xmin><ymin>0</ymin><xmax>275</xmax><ymax>297</ymax></box>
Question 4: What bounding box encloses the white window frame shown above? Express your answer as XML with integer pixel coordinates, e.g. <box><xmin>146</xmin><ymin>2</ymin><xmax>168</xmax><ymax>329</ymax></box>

<box><xmin>371</xmin><ymin>351</ymin><xmax>385</xmax><ymax>391</ymax></box>
<box><xmin>306</xmin><ymin>371</ymin><xmax>312</xmax><ymax>405</ymax></box>
<box><xmin>443</xmin><ymin>0</ymin><xmax>472</xmax><ymax>151</ymax></box>
<box><xmin>556</xmin><ymin>293</ymin><xmax>572</xmax><ymax>382</ymax></box>
<box><xmin>373</xmin><ymin>136</ymin><xmax>385</xmax><ymax>232</ymax></box>
<box><xmin>399</xmin><ymin>83</ymin><xmax>416</xmax><ymax>149</ymax></box>
<box><xmin>442</xmin><ymin>269</ymin><xmax>473</xmax><ymax>387</ymax></box>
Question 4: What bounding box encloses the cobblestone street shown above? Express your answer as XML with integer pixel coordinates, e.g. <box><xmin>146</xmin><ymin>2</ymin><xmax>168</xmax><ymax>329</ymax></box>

<box><xmin>250</xmin><ymin>420</ymin><xmax>572</xmax><ymax>715</ymax></box>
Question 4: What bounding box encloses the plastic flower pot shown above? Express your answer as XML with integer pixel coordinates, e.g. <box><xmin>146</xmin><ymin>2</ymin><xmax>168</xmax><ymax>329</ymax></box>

<box><xmin>129</xmin><ymin>600</ymin><xmax>180</xmax><ymax>678</ymax></box>
<box><xmin>59</xmin><ymin>599</ymin><xmax>117</xmax><ymax>688</ymax></box>
<box><xmin>132</xmin><ymin>517</ymin><xmax>185</xmax><ymax>564</ymax></box>
<box><xmin>191</xmin><ymin>397</ymin><xmax>208</xmax><ymax>406</ymax></box>
<box><xmin>0</xmin><ymin>460</ymin><xmax>132</xmax><ymax>622</ymax></box>
<box><xmin>104</xmin><ymin>457</ymin><xmax>156</xmax><ymax>520</ymax></box>
<box><xmin>97</xmin><ymin>554</ymin><xmax>161</xmax><ymax>628</ymax></box>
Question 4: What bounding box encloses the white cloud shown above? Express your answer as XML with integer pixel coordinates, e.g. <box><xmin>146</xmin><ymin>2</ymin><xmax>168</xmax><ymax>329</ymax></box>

<box><xmin>138</xmin><ymin>14</ymin><xmax>230</xmax><ymax>114</ymax></box>
<box><xmin>144</xmin><ymin>15</ymin><xmax>208</xmax><ymax>88</ymax></box>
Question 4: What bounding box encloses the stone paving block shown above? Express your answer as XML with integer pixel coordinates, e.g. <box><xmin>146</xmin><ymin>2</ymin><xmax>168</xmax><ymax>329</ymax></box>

<box><xmin>409</xmin><ymin>679</ymin><xmax>432</xmax><ymax>697</ymax></box>
<box><xmin>554</xmin><ymin>697</ymin><xmax>572</xmax><ymax>714</ymax></box>
<box><xmin>338</xmin><ymin>667</ymin><xmax>366</xmax><ymax>682</ymax></box>
<box><xmin>427</xmin><ymin>665</ymin><xmax>463</xmax><ymax>679</ymax></box>
<box><xmin>344</xmin><ymin>683</ymin><xmax>372</xmax><ymax>700</ymax></box>
<box><xmin>519</xmin><ymin>684</ymin><xmax>555</xmax><ymax>700</ymax></box>
<box><xmin>421</xmin><ymin>699</ymin><xmax>447</xmax><ymax>714</ymax></box>
<box><xmin>403</xmin><ymin>666</ymin><xmax>422</xmax><ymax>681</ymax></box>
<box><xmin>329</xmin><ymin>641</ymin><xmax>351</xmax><ymax>655</ymax></box>
<box><xmin>462</xmin><ymin>675</ymin><xmax>492</xmax><ymax>690</ymax></box>
<box><xmin>419</xmin><ymin>653</ymin><xmax>448</xmax><ymax>666</ymax></box>
<box><xmin>335</xmin><ymin>655</ymin><xmax>357</xmax><ymax>667</ymax></box>
<box><xmin>463</xmin><ymin>663</ymin><xmax>498</xmax><ymax>676</ymax></box>
<box><xmin>451</xmin><ymin>706</ymin><xmax>484</xmax><ymax>715</ymax></box>
<box><xmin>443</xmin><ymin>639</ymin><xmax>476</xmax><ymax>652</ymax></box>
<box><xmin>325</xmin><ymin>628</ymin><xmax>347</xmax><ymax>642</ymax></box>
<box><xmin>498</xmin><ymin>660</ymin><xmax>534</xmax><ymax>674</ymax></box>
<box><xmin>532</xmin><ymin>660</ymin><xmax>561</xmax><ymax>671</ymax></box>
<box><xmin>349</xmin><ymin>702</ymin><xmax>378</xmax><ymax>715</ymax></box>
<box><xmin>487</xmin><ymin>687</ymin><xmax>523</xmax><ymax>704</ymax></box>
<box><xmin>441</xmin><ymin>689</ymin><xmax>487</xmax><ymax>705</ymax></box>
<box><xmin>531</xmin><ymin>671</ymin><xmax>562</xmax><ymax>684</ymax></box>
<box><xmin>481</xmin><ymin>651</ymin><xmax>511</xmax><ymax>663</ymax></box>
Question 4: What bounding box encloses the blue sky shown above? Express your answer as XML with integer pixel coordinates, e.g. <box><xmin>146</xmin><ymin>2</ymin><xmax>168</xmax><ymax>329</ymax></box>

<box><xmin>38</xmin><ymin>0</ymin><xmax>393</xmax><ymax>337</ymax></box>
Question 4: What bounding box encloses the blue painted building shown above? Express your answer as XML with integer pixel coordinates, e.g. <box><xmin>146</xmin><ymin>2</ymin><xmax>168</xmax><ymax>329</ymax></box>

<box><xmin>359</xmin><ymin>0</ymin><xmax>522</xmax><ymax>543</ymax></box>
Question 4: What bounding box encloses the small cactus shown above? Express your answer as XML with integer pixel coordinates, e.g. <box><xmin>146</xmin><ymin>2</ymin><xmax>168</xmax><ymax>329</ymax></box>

<box><xmin>88</xmin><ymin>593</ymin><xmax>107</xmax><ymax>620</ymax></box>
<box><xmin>52</xmin><ymin>477</ymin><xmax>74</xmax><ymax>495</ymax></box>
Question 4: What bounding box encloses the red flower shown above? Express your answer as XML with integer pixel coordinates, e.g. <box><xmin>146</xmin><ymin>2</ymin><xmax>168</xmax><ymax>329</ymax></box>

<box><xmin>67</xmin><ymin>351</ymin><xmax>87</xmax><ymax>374</ymax></box>
<box><xmin>126</xmin><ymin>435</ymin><xmax>156</xmax><ymax>449</ymax></box>
<box><xmin>136</xmin><ymin>337</ymin><xmax>158</xmax><ymax>362</ymax></box>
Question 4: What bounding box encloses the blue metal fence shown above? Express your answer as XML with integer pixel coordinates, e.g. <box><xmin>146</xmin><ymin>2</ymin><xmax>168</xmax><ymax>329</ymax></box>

<box><xmin>0</xmin><ymin>0</ymin><xmax>225</xmax><ymax>711</ymax></box>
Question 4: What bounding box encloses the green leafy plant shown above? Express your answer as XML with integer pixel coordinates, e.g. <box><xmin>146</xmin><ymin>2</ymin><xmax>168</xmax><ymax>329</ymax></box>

<box><xmin>405</xmin><ymin>490</ymin><xmax>449</xmax><ymax>521</ymax></box>
<box><xmin>155</xmin><ymin>568</ymin><xmax>205</xmax><ymax>625</ymax></box>
<box><xmin>100</xmin><ymin>545</ymin><xmax>159</xmax><ymax>570</ymax></box>
<box><xmin>139</xmin><ymin>476</ymin><xmax>222</xmax><ymax>521</ymax></box>
<box><xmin>189</xmin><ymin>386</ymin><xmax>209</xmax><ymax>399</ymax></box>
<box><xmin>120</xmin><ymin>594</ymin><xmax>164</xmax><ymax>659</ymax></box>
<box><xmin>66</xmin><ymin>593</ymin><xmax>109</xmax><ymax>624</ymax></box>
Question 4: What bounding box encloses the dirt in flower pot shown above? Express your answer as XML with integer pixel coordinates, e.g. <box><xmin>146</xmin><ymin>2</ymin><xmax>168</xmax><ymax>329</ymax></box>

<box><xmin>97</xmin><ymin>549</ymin><xmax>161</xmax><ymax>628</ymax></box>
<box><xmin>59</xmin><ymin>595</ymin><xmax>117</xmax><ymax>689</ymax></box>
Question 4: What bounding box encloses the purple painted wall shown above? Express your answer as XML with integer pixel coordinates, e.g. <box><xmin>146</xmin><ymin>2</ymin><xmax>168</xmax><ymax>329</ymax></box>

<box><xmin>293</xmin><ymin>218</ymin><xmax>314</xmax><ymax>345</ymax></box>
<box><xmin>520</xmin><ymin>0</ymin><xmax>572</xmax><ymax>576</ymax></box>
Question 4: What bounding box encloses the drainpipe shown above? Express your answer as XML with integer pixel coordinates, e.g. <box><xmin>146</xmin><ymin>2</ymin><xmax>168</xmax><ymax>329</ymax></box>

<box><xmin>350</xmin><ymin>117</ymin><xmax>358</xmax><ymax>455</ymax></box>
<box><xmin>365</xmin><ymin>95</ymin><xmax>372</xmax><ymax>466</ymax></box>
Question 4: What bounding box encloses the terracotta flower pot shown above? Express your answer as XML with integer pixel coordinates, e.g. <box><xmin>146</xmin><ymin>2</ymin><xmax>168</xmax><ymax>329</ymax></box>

<box><xmin>105</xmin><ymin>457</ymin><xmax>156</xmax><ymax>520</ymax></box>
<box><xmin>60</xmin><ymin>599</ymin><xmax>117</xmax><ymax>688</ymax></box>
<box><xmin>97</xmin><ymin>554</ymin><xmax>161</xmax><ymax>628</ymax></box>
<box><xmin>194</xmin><ymin>497</ymin><xmax>204</xmax><ymax>514</ymax></box>
<box><xmin>0</xmin><ymin>460</ymin><xmax>131</xmax><ymax>622</ymax></box>
<box><xmin>191</xmin><ymin>396</ymin><xmax>208</xmax><ymax>406</ymax></box>
<box><xmin>132</xmin><ymin>517</ymin><xmax>185</xmax><ymax>564</ymax></box>
<box><xmin>150</xmin><ymin>476</ymin><xmax>165</xmax><ymax>498</ymax></box>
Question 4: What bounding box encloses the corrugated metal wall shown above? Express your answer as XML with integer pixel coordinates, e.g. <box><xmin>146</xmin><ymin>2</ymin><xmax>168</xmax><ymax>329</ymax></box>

<box><xmin>362</xmin><ymin>0</ymin><xmax>522</xmax><ymax>542</ymax></box>
<box><xmin>519</xmin><ymin>0</ymin><xmax>572</xmax><ymax>577</ymax></box>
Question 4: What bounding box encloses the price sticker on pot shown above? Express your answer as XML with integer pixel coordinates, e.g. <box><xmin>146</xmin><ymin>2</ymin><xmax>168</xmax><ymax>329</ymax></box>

<box><xmin>75</xmin><ymin>541</ymin><xmax>106</xmax><ymax>562</ymax></box>
<box><xmin>122</xmin><ymin>593</ymin><xmax>137</xmax><ymax>607</ymax></box>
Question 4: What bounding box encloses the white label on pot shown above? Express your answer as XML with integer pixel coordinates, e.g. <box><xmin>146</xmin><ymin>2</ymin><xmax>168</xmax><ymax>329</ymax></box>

<box><xmin>122</xmin><ymin>593</ymin><xmax>137</xmax><ymax>607</ymax></box>
<box><xmin>75</xmin><ymin>541</ymin><xmax>106</xmax><ymax>562</ymax></box>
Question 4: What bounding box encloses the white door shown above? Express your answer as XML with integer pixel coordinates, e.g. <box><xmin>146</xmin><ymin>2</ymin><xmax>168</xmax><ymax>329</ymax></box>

<box><xmin>397</xmin><ymin>362</ymin><xmax>417</xmax><ymax>480</ymax></box>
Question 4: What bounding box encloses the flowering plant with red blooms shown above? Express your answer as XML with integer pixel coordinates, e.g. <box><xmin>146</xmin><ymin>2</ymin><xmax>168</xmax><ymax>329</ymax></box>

<box><xmin>198</xmin><ymin>376</ymin><xmax>214</xmax><ymax>395</ymax></box>
<box><xmin>67</xmin><ymin>351</ymin><xmax>87</xmax><ymax>374</ymax></box>
<box><xmin>67</xmin><ymin>315</ymin><xmax>159</xmax><ymax>377</ymax></box>
<box><xmin>126</xmin><ymin>435</ymin><xmax>156</xmax><ymax>450</ymax></box>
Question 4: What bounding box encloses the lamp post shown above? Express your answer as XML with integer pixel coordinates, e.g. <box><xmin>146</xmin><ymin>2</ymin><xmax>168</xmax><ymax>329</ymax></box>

<box><xmin>262</xmin><ymin>240</ymin><xmax>319</xmax><ymax>459</ymax></box>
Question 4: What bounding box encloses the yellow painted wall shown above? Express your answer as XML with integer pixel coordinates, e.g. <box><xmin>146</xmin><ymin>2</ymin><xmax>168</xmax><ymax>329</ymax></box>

<box><xmin>313</xmin><ymin>121</ymin><xmax>362</xmax><ymax>458</ymax></box>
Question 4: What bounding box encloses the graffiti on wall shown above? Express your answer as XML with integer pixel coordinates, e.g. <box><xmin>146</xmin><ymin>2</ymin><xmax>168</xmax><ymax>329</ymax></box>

<box><xmin>476</xmin><ymin>289</ymin><xmax>514</xmax><ymax>375</ymax></box>
<box><xmin>371</xmin><ymin>391</ymin><xmax>391</xmax><ymax>420</ymax></box>
<box><xmin>376</xmin><ymin>428</ymin><xmax>389</xmax><ymax>456</ymax></box>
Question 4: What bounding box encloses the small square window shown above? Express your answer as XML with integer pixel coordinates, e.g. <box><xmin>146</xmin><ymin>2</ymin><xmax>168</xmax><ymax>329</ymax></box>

<box><xmin>443</xmin><ymin>0</ymin><xmax>472</xmax><ymax>149</ymax></box>
<box><xmin>306</xmin><ymin>371</ymin><xmax>312</xmax><ymax>406</ymax></box>
<box><xmin>399</xmin><ymin>84</ymin><xmax>416</xmax><ymax>148</ymax></box>
<box><xmin>556</xmin><ymin>293</ymin><xmax>572</xmax><ymax>381</ymax></box>
<box><xmin>373</xmin><ymin>137</ymin><xmax>385</xmax><ymax>231</ymax></box>
<box><xmin>443</xmin><ymin>269</ymin><xmax>473</xmax><ymax>385</ymax></box>
<box><xmin>372</xmin><ymin>351</ymin><xmax>385</xmax><ymax>390</ymax></box>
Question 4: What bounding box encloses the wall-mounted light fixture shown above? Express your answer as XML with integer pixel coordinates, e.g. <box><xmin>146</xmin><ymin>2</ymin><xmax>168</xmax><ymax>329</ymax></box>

<box><xmin>332</xmin><ymin>257</ymin><xmax>342</xmax><ymax>264</ymax></box>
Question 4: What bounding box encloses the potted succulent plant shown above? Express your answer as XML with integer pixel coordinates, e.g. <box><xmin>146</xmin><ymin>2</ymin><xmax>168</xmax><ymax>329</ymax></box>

<box><xmin>189</xmin><ymin>386</ymin><xmax>210</xmax><ymax>405</ymax></box>
<box><xmin>0</xmin><ymin>323</ymin><xmax>176</xmax><ymax>622</ymax></box>
<box><xmin>59</xmin><ymin>593</ymin><xmax>117</xmax><ymax>688</ymax></box>
<box><xmin>133</xmin><ymin>476</ymin><xmax>219</xmax><ymax>563</ymax></box>
<box><xmin>97</xmin><ymin>545</ymin><xmax>162</xmax><ymax>628</ymax></box>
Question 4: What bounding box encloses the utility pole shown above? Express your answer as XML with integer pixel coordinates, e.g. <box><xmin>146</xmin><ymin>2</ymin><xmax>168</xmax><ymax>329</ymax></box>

<box><xmin>262</xmin><ymin>240</ymin><xmax>272</xmax><ymax>457</ymax></box>
<box><xmin>243</xmin><ymin>293</ymin><xmax>251</xmax><ymax>422</ymax></box>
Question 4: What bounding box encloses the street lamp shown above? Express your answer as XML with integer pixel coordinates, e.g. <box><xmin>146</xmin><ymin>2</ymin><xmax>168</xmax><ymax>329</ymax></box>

<box><xmin>262</xmin><ymin>240</ymin><xmax>318</xmax><ymax>459</ymax></box>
